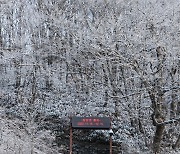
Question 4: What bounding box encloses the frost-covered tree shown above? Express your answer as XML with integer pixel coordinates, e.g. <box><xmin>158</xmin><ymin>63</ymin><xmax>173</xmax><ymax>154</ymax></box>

<box><xmin>0</xmin><ymin>0</ymin><xmax>179</xmax><ymax>153</ymax></box>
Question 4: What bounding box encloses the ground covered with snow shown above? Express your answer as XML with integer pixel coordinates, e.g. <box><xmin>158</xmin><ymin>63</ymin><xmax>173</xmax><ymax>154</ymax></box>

<box><xmin>0</xmin><ymin>107</ymin><xmax>66</xmax><ymax>154</ymax></box>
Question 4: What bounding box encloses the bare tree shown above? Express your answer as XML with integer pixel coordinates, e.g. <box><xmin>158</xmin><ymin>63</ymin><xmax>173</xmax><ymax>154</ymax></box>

<box><xmin>0</xmin><ymin>0</ymin><xmax>179</xmax><ymax>153</ymax></box>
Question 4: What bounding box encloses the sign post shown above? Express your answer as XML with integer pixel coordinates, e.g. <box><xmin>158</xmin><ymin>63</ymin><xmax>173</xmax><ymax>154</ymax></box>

<box><xmin>69</xmin><ymin>117</ymin><xmax>112</xmax><ymax>154</ymax></box>
<box><xmin>110</xmin><ymin>134</ymin><xmax>112</xmax><ymax>154</ymax></box>
<box><xmin>109</xmin><ymin>118</ymin><xmax>113</xmax><ymax>154</ymax></box>
<box><xmin>70</xmin><ymin>117</ymin><xmax>72</xmax><ymax>154</ymax></box>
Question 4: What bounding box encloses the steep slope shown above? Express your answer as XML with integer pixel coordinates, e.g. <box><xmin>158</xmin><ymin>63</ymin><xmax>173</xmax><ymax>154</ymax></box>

<box><xmin>0</xmin><ymin>0</ymin><xmax>179</xmax><ymax>153</ymax></box>
<box><xmin>0</xmin><ymin>107</ymin><xmax>65</xmax><ymax>154</ymax></box>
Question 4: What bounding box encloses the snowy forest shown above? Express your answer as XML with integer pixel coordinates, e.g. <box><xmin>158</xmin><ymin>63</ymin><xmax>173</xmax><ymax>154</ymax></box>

<box><xmin>0</xmin><ymin>0</ymin><xmax>179</xmax><ymax>153</ymax></box>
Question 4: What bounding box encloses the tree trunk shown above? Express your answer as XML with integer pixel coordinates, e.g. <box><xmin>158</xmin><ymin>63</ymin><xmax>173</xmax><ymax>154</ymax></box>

<box><xmin>153</xmin><ymin>124</ymin><xmax>165</xmax><ymax>153</ymax></box>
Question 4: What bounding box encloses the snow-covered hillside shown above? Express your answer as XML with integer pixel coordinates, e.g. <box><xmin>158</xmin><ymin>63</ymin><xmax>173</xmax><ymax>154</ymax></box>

<box><xmin>0</xmin><ymin>107</ymin><xmax>66</xmax><ymax>154</ymax></box>
<box><xmin>0</xmin><ymin>0</ymin><xmax>179</xmax><ymax>153</ymax></box>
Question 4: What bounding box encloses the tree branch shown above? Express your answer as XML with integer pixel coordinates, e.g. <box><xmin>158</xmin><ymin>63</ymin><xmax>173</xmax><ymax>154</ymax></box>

<box><xmin>155</xmin><ymin>117</ymin><xmax>180</xmax><ymax>126</ymax></box>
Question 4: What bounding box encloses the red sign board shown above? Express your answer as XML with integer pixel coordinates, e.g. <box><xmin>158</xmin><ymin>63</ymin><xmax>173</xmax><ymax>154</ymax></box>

<box><xmin>71</xmin><ymin>117</ymin><xmax>110</xmax><ymax>129</ymax></box>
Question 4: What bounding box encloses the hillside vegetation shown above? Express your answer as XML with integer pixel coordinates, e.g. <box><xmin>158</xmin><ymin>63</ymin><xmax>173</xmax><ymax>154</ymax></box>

<box><xmin>0</xmin><ymin>0</ymin><xmax>179</xmax><ymax>153</ymax></box>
